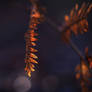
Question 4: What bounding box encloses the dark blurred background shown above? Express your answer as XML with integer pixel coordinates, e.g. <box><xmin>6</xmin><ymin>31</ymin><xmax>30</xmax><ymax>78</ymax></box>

<box><xmin>0</xmin><ymin>0</ymin><xmax>92</xmax><ymax>92</ymax></box>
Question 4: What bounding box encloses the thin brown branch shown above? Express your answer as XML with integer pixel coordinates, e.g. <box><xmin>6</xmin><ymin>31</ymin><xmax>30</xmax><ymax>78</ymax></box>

<box><xmin>46</xmin><ymin>16</ymin><xmax>85</xmax><ymax>59</ymax></box>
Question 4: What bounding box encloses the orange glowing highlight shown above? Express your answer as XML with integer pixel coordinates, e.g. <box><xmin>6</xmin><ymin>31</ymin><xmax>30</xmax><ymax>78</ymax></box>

<box><xmin>62</xmin><ymin>2</ymin><xmax>92</xmax><ymax>44</ymax></box>
<box><xmin>25</xmin><ymin>1</ymin><xmax>43</xmax><ymax>77</ymax></box>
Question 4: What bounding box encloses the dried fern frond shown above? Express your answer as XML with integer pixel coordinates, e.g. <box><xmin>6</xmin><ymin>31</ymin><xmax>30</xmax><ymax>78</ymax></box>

<box><xmin>25</xmin><ymin>0</ymin><xmax>43</xmax><ymax>77</ymax></box>
<box><xmin>62</xmin><ymin>2</ymin><xmax>92</xmax><ymax>43</ymax></box>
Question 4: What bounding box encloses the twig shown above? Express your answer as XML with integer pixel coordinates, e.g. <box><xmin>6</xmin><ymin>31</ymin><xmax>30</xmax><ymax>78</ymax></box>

<box><xmin>45</xmin><ymin>16</ymin><xmax>85</xmax><ymax>60</ymax></box>
<box><xmin>46</xmin><ymin>16</ymin><xmax>90</xmax><ymax>92</ymax></box>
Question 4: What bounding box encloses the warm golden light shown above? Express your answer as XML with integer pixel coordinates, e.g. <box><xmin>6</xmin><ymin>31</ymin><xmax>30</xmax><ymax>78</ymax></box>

<box><xmin>62</xmin><ymin>2</ymin><xmax>92</xmax><ymax>44</ymax></box>
<box><xmin>25</xmin><ymin>1</ymin><xmax>42</xmax><ymax>77</ymax></box>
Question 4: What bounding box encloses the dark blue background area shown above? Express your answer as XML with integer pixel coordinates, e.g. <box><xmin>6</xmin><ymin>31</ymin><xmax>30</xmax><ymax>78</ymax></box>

<box><xmin>0</xmin><ymin>0</ymin><xmax>92</xmax><ymax>92</ymax></box>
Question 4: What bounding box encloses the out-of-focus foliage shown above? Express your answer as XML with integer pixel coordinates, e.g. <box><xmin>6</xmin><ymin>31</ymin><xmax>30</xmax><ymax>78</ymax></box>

<box><xmin>75</xmin><ymin>47</ymin><xmax>92</xmax><ymax>80</ymax></box>
<box><xmin>75</xmin><ymin>47</ymin><xmax>92</xmax><ymax>92</ymax></box>
<box><xmin>85</xmin><ymin>47</ymin><xmax>92</xmax><ymax>69</ymax></box>
<box><xmin>62</xmin><ymin>2</ymin><xmax>92</xmax><ymax>44</ymax></box>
